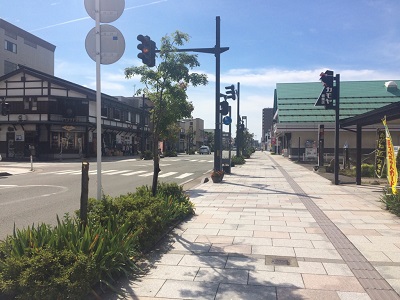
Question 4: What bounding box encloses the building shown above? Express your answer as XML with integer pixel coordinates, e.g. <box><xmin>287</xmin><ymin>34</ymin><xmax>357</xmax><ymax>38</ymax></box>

<box><xmin>0</xmin><ymin>66</ymin><xmax>151</xmax><ymax>160</ymax></box>
<box><xmin>177</xmin><ymin>118</ymin><xmax>205</xmax><ymax>153</ymax></box>
<box><xmin>0</xmin><ymin>18</ymin><xmax>55</xmax><ymax>76</ymax></box>
<box><xmin>262</xmin><ymin>107</ymin><xmax>274</xmax><ymax>150</ymax></box>
<box><xmin>273</xmin><ymin>79</ymin><xmax>400</xmax><ymax>161</ymax></box>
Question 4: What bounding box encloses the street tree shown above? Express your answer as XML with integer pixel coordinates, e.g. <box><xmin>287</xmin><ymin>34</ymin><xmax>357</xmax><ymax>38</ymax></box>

<box><xmin>125</xmin><ymin>31</ymin><xmax>208</xmax><ymax>196</ymax></box>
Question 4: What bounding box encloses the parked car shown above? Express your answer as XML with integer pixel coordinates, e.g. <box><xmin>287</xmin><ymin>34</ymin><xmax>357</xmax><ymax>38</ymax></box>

<box><xmin>199</xmin><ymin>145</ymin><xmax>211</xmax><ymax>155</ymax></box>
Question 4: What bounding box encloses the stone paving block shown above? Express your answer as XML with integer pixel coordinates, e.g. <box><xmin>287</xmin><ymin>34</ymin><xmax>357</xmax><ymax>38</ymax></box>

<box><xmin>361</xmin><ymin>250</ymin><xmax>392</xmax><ymax>262</ymax></box>
<box><xmin>147</xmin><ymin>253</ymin><xmax>184</xmax><ymax>266</ymax></box>
<box><xmin>156</xmin><ymin>280</ymin><xmax>219</xmax><ymax>300</ymax></box>
<box><xmin>383</xmin><ymin>252</ymin><xmax>400</xmax><ymax>263</ymax></box>
<box><xmin>124</xmin><ymin>278</ymin><xmax>166</xmax><ymax>298</ymax></box>
<box><xmin>312</xmin><ymin>240</ymin><xmax>336</xmax><ymax>249</ymax></box>
<box><xmin>302</xmin><ymin>274</ymin><xmax>365</xmax><ymax>292</ymax></box>
<box><xmin>209</xmin><ymin>243</ymin><xmax>252</xmax><ymax>254</ymax></box>
<box><xmin>336</xmin><ymin>291</ymin><xmax>372</xmax><ymax>300</ymax></box>
<box><xmin>252</xmin><ymin>245</ymin><xmax>296</xmax><ymax>257</ymax></box>
<box><xmin>218</xmin><ymin>229</ymin><xmax>253</xmax><ymax>237</ymax></box>
<box><xmin>225</xmin><ymin>255</ymin><xmax>275</xmax><ymax>271</ymax></box>
<box><xmin>178</xmin><ymin>253</ymin><xmax>228</xmax><ymax>268</ymax></box>
<box><xmin>169</xmin><ymin>241</ymin><xmax>211</xmax><ymax>253</ymax></box>
<box><xmin>295</xmin><ymin>248</ymin><xmax>342</xmax><ymax>260</ymax></box>
<box><xmin>248</xmin><ymin>270</ymin><xmax>304</xmax><ymax>288</ymax></box>
<box><xmin>253</xmin><ymin>230</ymin><xmax>290</xmax><ymax>239</ymax></box>
<box><xmin>194</xmin><ymin>235</ymin><xmax>234</xmax><ymax>244</ymax></box>
<box><xmin>215</xmin><ymin>283</ymin><xmax>277</xmax><ymax>300</ymax></box>
<box><xmin>237</xmin><ymin>224</ymin><xmax>273</xmax><ymax>231</ymax></box>
<box><xmin>275</xmin><ymin>261</ymin><xmax>326</xmax><ymax>275</ymax></box>
<box><xmin>277</xmin><ymin>287</ymin><xmax>341</xmax><ymax>300</ymax></box>
<box><xmin>194</xmin><ymin>267</ymin><xmax>249</xmax><ymax>284</ymax></box>
<box><xmin>323</xmin><ymin>262</ymin><xmax>354</xmax><ymax>276</ymax></box>
<box><xmin>205</xmin><ymin>223</ymin><xmax>238</xmax><ymax>230</ymax></box>
<box><xmin>233</xmin><ymin>236</ymin><xmax>272</xmax><ymax>246</ymax></box>
<box><xmin>146</xmin><ymin>265</ymin><xmax>199</xmax><ymax>281</ymax></box>
<box><xmin>272</xmin><ymin>238</ymin><xmax>314</xmax><ymax>248</ymax></box>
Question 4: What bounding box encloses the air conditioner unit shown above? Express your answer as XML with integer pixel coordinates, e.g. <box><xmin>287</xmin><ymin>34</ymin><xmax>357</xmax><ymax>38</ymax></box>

<box><xmin>18</xmin><ymin>114</ymin><xmax>27</xmax><ymax>121</ymax></box>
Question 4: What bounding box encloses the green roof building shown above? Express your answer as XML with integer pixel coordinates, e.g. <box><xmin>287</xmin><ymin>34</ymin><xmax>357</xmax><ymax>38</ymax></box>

<box><xmin>272</xmin><ymin>80</ymin><xmax>400</xmax><ymax>161</ymax></box>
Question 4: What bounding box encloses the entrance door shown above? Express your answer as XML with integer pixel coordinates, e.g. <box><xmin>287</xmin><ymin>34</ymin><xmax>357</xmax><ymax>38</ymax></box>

<box><xmin>6</xmin><ymin>132</ymin><xmax>15</xmax><ymax>158</ymax></box>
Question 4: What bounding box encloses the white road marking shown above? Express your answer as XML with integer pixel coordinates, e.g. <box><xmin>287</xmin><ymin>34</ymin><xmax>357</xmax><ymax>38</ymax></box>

<box><xmin>158</xmin><ymin>172</ymin><xmax>178</xmax><ymax>178</ymax></box>
<box><xmin>121</xmin><ymin>170</ymin><xmax>147</xmax><ymax>176</ymax></box>
<box><xmin>175</xmin><ymin>173</ymin><xmax>193</xmax><ymax>179</ymax></box>
<box><xmin>103</xmin><ymin>170</ymin><xmax>131</xmax><ymax>175</ymax></box>
<box><xmin>139</xmin><ymin>172</ymin><xmax>153</xmax><ymax>177</ymax></box>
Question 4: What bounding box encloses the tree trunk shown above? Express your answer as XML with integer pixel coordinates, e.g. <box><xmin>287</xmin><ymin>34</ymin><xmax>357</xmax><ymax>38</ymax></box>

<box><xmin>152</xmin><ymin>138</ymin><xmax>160</xmax><ymax>196</ymax></box>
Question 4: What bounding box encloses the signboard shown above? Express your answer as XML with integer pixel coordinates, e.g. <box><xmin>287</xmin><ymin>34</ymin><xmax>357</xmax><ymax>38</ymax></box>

<box><xmin>315</xmin><ymin>87</ymin><xmax>334</xmax><ymax>109</ymax></box>
<box><xmin>62</xmin><ymin>125</ymin><xmax>76</xmax><ymax>131</ymax></box>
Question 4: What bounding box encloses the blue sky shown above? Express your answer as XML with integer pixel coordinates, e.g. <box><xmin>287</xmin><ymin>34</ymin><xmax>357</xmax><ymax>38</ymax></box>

<box><xmin>2</xmin><ymin>0</ymin><xmax>400</xmax><ymax>141</ymax></box>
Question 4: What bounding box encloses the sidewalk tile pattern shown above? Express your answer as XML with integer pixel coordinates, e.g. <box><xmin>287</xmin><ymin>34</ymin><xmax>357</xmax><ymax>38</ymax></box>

<box><xmin>104</xmin><ymin>152</ymin><xmax>400</xmax><ymax>300</ymax></box>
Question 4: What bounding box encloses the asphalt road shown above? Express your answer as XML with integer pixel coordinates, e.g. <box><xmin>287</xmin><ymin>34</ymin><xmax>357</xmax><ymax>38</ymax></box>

<box><xmin>0</xmin><ymin>154</ymin><xmax>213</xmax><ymax>240</ymax></box>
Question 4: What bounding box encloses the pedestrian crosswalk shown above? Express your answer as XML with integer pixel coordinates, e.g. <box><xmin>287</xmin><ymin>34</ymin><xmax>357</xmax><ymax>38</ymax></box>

<box><xmin>39</xmin><ymin>169</ymin><xmax>195</xmax><ymax>179</ymax></box>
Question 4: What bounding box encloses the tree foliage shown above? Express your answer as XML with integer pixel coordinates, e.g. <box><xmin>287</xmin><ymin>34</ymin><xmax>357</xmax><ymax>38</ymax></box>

<box><xmin>125</xmin><ymin>31</ymin><xmax>208</xmax><ymax>195</ymax></box>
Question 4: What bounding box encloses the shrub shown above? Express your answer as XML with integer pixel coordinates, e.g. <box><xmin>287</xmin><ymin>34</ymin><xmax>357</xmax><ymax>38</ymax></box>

<box><xmin>141</xmin><ymin>150</ymin><xmax>153</xmax><ymax>160</ymax></box>
<box><xmin>381</xmin><ymin>190</ymin><xmax>400</xmax><ymax>216</ymax></box>
<box><xmin>0</xmin><ymin>183</ymin><xmax>194</xmax><ymax>299</ymax></box>
<box><xmin>361</xmin><ymin>163</ymin><xmax>375</xmax><ymax>177</ymax></box>
<box><xmin>232</xmin><ymin>155</ymin><xmax>245</xmax><ymax>165</ymax></box>
<box><xmin>164</xmin><ymin>150</ymin><xmax>177</xmax><ymax>157</ymax></box>
<box><xmin>0</xmin><ymin>248</ymin><xmax>95</xmax><ymax>300</ymax></box>
<box><xmin>85</xmin><ymin>182</ymin><xmax>194</xmax><ymax>251</ymax></box>
<box><xmin>0</xmin><ymin>215</ymin><xmax>139</xmax><ymax>299</ymax></box>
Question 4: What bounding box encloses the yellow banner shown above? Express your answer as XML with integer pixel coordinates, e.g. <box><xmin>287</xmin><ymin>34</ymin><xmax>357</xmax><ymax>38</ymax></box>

<box><xmin>382</xmin><ymin>117</ymin><xmax>398</xmax><ymax>194</ymax></box>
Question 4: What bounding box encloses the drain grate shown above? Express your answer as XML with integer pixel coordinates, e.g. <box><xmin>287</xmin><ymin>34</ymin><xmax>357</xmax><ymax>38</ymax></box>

<box><xmin>272</xmin><ymin>259</ymin><xmax>290</xmax><ymax>266</ymax></box>
<box><xmin>265</xmin><ymin>255</ymin><xmax>298</xmax><ymax>267</ymax></box>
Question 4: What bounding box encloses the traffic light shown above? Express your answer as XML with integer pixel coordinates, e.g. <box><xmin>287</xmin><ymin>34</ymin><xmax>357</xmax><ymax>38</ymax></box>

<box><xmin>220</xmin><ymin>100</ymin><xmax>229</xmax><ymax>115</ymax></box>
<box><xmin>225</xmin><ymin>84</ymin><xmax>236</xmax><ymax>100</ymax></box>
<box><xmin>137</xmin><ymin>34</ymin><xmax>156</xmax><ymax>67</ymax></box>
<box><xmin>320</xmin><ymin>70</ymin><xmax>333</xmax><ymax>88</ymax></box>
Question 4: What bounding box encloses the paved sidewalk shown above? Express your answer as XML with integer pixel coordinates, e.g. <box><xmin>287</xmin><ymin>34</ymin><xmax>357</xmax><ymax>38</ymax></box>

<box><xmin>105</xmin><ymin>151</ymin><xmax>400</xmax><ymax>300</ymax></box>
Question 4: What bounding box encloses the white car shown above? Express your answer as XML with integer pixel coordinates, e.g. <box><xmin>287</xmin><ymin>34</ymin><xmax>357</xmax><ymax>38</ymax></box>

<box><xmin>199</xmin><ymin>146</ymin><xmax>211</xmax><ymax>155</ymax></box>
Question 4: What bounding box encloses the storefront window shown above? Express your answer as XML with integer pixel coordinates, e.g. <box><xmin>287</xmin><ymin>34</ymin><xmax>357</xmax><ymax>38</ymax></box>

<box><xmin>51</xmin><ymin>132</ymin><xmax>84</xmax><ymax>153</ymax></box>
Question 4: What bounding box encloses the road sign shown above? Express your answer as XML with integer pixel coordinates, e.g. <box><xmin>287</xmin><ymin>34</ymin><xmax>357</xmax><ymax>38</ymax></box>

<box><xmin>85</xmin><ymin>24</ymin><xmax>125</xmax><ymax>65</ymax></box>
<box><xmin>84</xmin><ymin>0</ymin><xmax>125</xmax><ymax>23</ymax></box>
<box><xmin>222</xmin><ymin>116</ymin><xmax>232</xmax><ymax>125</ymax></box>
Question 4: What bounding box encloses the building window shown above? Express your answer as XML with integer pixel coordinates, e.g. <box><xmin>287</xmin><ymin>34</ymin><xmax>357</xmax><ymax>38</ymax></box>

<box><xmin>32</xmin><ymin>98</ymin><xmax>37</xmax><ymax>111</ymax></box>
<box><xmin>127</xmin><ymin>111</ymin><xmax>132</xmax><ymax>122</ymax></box>
<box><xmin>24</xmin><ymin>97</ymin><xmax>30</xmax><ymax>110</ymax></box>
<box><xmin>24</xmin><ymin>97</ymin><xmax>38</xmax><ymax>110</ymax></box>
<box><xmin>4</xmin><ymin>40</ymin><xmax>17</xmax><ymax>53</ymax></box>
<box><xmin>135</xmin><ymin>113</ymin><xmax>140</xmax><ymax>124</ymax></box>
<box><xmin>114</xmin><ymin>109</ymin><xmax>121</xmax><ymax>120</ymax></box>
<box><xmin>101</xmin><ymin>107</ymin><xmax>108</xmax><ymax>118</ymax></box>
<box><xmin>4</xmin><ymin>60</ymin><xmax>17</xmax><ymax>74</ymax></box>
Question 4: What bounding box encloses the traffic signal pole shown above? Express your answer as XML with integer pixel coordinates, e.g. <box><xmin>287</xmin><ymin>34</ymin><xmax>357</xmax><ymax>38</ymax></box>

<box><xmin>334</xmin><ymin>74</ymin><xmax>340</xmax><ymax>185</ymax></box>
<box><xmin>149</xmin><ymin>16</ymin><xmax>228</xmax><ymax>172</ymax></box>
<box><xmin>236</xmin><ymin>82</ymin><xmax>240</xmax><ymax>157</ymax></box>
<box><xmin>214</xmin><ymin>16</ymin><xmax>222</xmax><ymax>171</ymax></box>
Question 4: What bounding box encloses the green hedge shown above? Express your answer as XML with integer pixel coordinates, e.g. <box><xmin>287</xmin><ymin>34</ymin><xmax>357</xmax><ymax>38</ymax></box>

<box><xmin>232</xmin><ymin>155</ymin><xmax>245</xmax><ymax>165</ymax></box>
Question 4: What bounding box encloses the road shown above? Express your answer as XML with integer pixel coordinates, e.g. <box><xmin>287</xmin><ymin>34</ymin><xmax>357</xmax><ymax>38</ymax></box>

<box><xmin>0</xmin><ymin>154</ymin><xmax>213</xmax><ymax>240</ymax></box>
